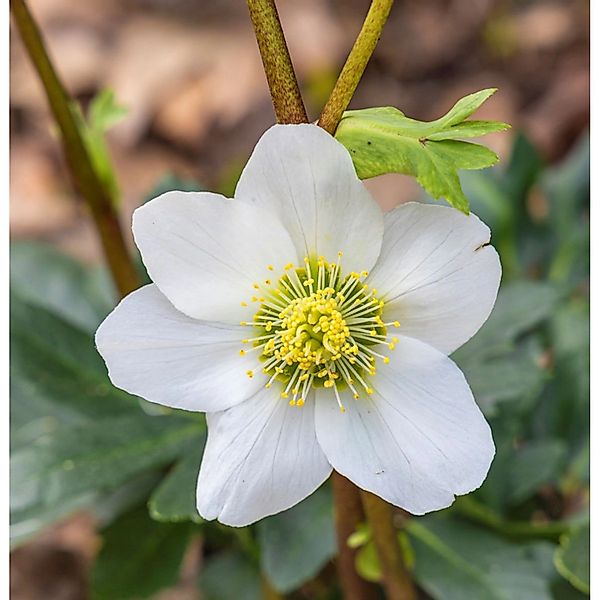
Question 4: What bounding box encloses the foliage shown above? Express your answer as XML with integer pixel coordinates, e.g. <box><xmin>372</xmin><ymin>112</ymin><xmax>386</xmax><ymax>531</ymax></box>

<box><xmin>72</xmin><ymin>89</ymin><xmax>128</xmax><ymax>205</ymax></box>
<box><xmin>335</xmin><ymin>89</ymin><xmax>509</xmax><ymax>213</ymax></box>
<box><xmin>9</xmin><ymin>131</ymin><xmax>589</xmax><ymax>598</ymax></box>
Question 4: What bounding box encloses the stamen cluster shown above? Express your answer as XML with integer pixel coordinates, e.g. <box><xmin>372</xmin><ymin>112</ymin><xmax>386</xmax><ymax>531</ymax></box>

<box><xmin>240</xmin><ymin>254</ymin><xmax>399</xmax><ymax>411</ymax></box>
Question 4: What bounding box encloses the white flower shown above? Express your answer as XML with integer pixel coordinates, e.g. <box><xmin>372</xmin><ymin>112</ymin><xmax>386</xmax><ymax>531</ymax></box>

<box><xmin>96</xmin><ymin>124</ymin><xmax>501</xmax><ymax>527</ymax></box>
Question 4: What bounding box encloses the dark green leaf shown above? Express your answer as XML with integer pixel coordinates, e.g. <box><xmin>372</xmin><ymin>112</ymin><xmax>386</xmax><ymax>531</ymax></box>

<box><xmin>11</xmin><ymin>295</ymin><xmax>140</xmax><ymax>451</ymax></box>
<box><xmin>408</xmin><ymin>517</ymin><xmax>553</xmax><ymax>600</ymax></box>
<box><xmin>199</xmin><ymin>552</ymin><xmax>261</xmax><ymax>600</ymax></box>
<box><xmin>462</xmin><ymin>351</ymin><xmax>547</xmax><ymax>417</ymax></box>
<box><xmin>454</xmin><ymin>280</ymin><xmax>562</xmax><ymax>363</ymax></box>
<box><xmin>92</xmin><ymin>506</ymin><xmax>194</xmax><ymax>600</ymax></box>
<box><xmin>503</xmin><ymin>133</ymin><xmax>544</xmax><ymax>205</ymax></box>
<box><xmin>148</xmin><ymin>439</ymin><xmax>205</xmax><ymax>524</ymax></box>
<box><xmin>145</xmin><ymin>173</ymin><xmax>203</xmax><ymax>203</ymax></box>
<box><xmin>10</xmin><ymin>241</ymin><xmax>114</xmax><ymax>331</ymax></box>
<box><xmin>335</xmin><ymin>89</ymin><xmax>509</xmax><ymax>212</ymax></box>
<box><xmin>258</xmin><ymin>485</ymin><xmax>335</xmax><ymax>593</ymax></box>
<box><xmin>554</xmin><ymin>525</ymin><xmax>589</xmax><ymax>594</ymax></box>
<box><xmin>13</xmin><ymin>414</ymin><xmax>200</xmax><ymax>509</ymax></box>
<box><xmin>509</xmin><ymin>440</ymin><xmax>568</xmax><ymax>503</ymax></box>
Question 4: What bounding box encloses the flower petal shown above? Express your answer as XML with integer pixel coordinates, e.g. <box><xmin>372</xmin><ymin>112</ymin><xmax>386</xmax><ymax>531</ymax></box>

<box><xmin>235</xmin><ymin>124</ymin><xmax>384</xmax><ymax>273</ymax></box>
<box><xmin>197</xmin><ymin>389</ymin><xmax>332</xmax><ymax>526</ymax></box>
<box><xmin>315</xmin><ymin>335</ymin><xmax>494</xmax><ymax>515</ymax></box>
<box><xmin>367</xmin><ymin>203</ymin><xmax>501</xmax><ymax>354</ymax></box>
<box><xmin>95</xmin><ymin>285</ymin><xmax>264</xmax><ymax>413</ymax></box>
<box><xmin>133</xmin><ymin>191</ymin><xmax>298</xmax><ymax>323</ymax></box>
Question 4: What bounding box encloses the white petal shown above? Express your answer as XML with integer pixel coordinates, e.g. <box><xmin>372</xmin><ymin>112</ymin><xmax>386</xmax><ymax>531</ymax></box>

<box><xmin>235</xmin><ymin>124</ymin><xmax>384</xmax><ymax>273</ymax></box>
<box><xmin>197</xmin><ymin>389</ymin><xmax>332</xmax><ymax>526</ymax></box>
<box><xmin>133</xmin><ymin>191</ymin><xmax>298</xmax><ymax>323</ymax></box>
<box><xmin>367</xmin><ymin>203</ymin><xmax>501</xmax><ymax>354</ymax></box>
<box><xmin>95</xmin><ymin>285</ymin><xmax>264</xmax><ymax>413</ymax></box>
<box><xmin>315</xmin><ymin>335</ymin><xmax>494</xmax><ymax>515</ymax></box>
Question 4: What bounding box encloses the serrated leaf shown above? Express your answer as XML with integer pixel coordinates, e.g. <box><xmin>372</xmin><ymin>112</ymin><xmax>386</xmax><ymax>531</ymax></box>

<box><xmin>335</xmin><ymin>88</ymin><xmax>509</xmax><ymax>213</ymax></box>
<box><xmin>91</xmin><ymin>506</ymin><xmax>194</xmax><ymax>600</ymax></box>
<box><xmin>554</xmin><ymin>525</ymin><xmax>590</xmax><ymax>594</ymax></box>
<box><xmin>148</xmin><ymin>439</ymin><xmax>205</xmax><ymax>524</ymax></box>
<box><xmin>257</xmin><ymin>485</ymin><xmax>336</xmax><ymax>593</ymax></box>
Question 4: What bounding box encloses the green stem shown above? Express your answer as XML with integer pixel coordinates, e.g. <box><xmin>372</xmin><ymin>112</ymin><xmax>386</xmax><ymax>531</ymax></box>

<box><xmin>361</xmin><ymin>491</ymin><xmax>416</xmax><ymax>600</ymax></box>
<box><xmin>332</xmin><ymin>474</ymin><xmax>379</xmax><ymax>600</ymax></box>
<box><xmin>10</xmin><ymin>0</ymin><xmax>139</xmax><ymax>298</ymax></box>
<box><xmin>454</xmin><ymin>496</ymin><xmax>572</xmax><ymax>540</ymax></box>
<box><xmin>318</xmin><ymin>0</ymin><xmax>394</xmax><ymax>134</ymax></box>
<box><xmin>246</xmin><ymin>0</ymin><xmax>308</xmax><ymax>124</ymax></box>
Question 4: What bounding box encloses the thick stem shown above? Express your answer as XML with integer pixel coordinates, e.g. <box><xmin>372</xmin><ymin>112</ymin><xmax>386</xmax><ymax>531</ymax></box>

<box><xmin>10</xmin><ymin>0</ymin><xmax>139</xmax><ymax>298</ymax></box>
<box><xmin>361</xmin><ymin>491</ymin><xmax>416</xmax><ymax>600</ymax></box>
<box><xmin>318</xmin><ymin>0</ymin><xmax>394</xmax><ymax>134</ymax></box>
<box><xmin>246</xmin><ymin>0</ymin><xmax>308</xmax><ymax>124</ymax></box>
<box><xmin>332</xmin><ymin>473</ymin><xmax>379</xmax><ymax>600</ymax></box>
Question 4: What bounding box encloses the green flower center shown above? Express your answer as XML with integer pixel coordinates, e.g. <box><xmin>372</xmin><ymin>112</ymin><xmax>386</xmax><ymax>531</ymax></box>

<box><xmin>240</xmin><ymin>254</ymin><xmax>399</xmax><ymax>411</ymax></box>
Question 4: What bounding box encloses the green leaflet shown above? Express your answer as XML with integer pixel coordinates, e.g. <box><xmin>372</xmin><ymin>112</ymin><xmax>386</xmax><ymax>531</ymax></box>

<box><xmin>335</xmin><ymin>88</ymin><xmax>510</xmax><ymax>213</ymax></box>
<box><xmin>72</xmin><ymin>88</ymin><xmax>128</xmax><ymax>206</ymax></box>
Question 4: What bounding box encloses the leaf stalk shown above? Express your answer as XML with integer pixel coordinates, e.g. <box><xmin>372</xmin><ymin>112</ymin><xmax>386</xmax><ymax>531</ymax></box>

<box><xmin>318</xmin><ymin>0</ymin><xmax>394</xmax><ymax>134</ymax></box>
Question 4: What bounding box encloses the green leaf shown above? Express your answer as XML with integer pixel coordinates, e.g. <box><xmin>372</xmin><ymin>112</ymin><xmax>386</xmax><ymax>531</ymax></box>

<box><xmin>91</xmin><ymin>506</ymin><xmax>194</xmax><ymax>600</ymax></box>
<box><xmin>503</xmin><ymin>133</ymin><xmax>544</xmax><ymax>205</ymax></box>
<box><xmin>145</xmin><ymin>173</ymin><xmax>204</xmax><ymax>202</ymax></box>
<box><xmin>408</xmin><ymin>517</ymin><xmax>553</xmax><ymax>600</ymax></box>
<box><xmin>72</xmin><ymin>88</ymin><xmax>128</xmax><ymax>205</ymax></box>
<box><xmin>509</xmin><ymin>440</ymin><xmax>568</xmax><ymax>503</ymax></box>
<box><xmin>148</xmin><ymin>439</ymin><xmax>205</xmax><ymax>524</ymax></box>
<box><xmin>461</xmin><ymin>351</ymin><xmax>547</xmax><ymax>417</ymax></box>
<box><xmin>88</xmin><ymin>88</ymin><xmax>129</xmax><ymax>131</ymax></box>
<box><xmin>12</xmin><ymin>414</ymin><xmax>200</xmax><ymax>510</ymax></box>
<box><xmin>549</xmin><ymin>301</ymin><xmax>590</xmax><ymax>440</ymax></box>
<box><xmin>554</xmin><ymin>525</ymin><xmax>590</xmax><ymax>594</ymax></box>
<box><xmin>335</xmin><ymin>88</ymin><xmax>509</xmax><ymax>213</ymax></box>
<box><xmin>258</xmin><ymin>485</ymin><xmax>335</xmax><ymax>593</ymax></box>
<box><xmin>10</xmin><ymin>241</ymin><xmax>114</xmax><ymax>331</ymax></box>
<box><xmin>10</xmin><ymin>295</ymin><xmax>139</xmax><ymax>452</ymax></box>
<box><xmin>454</xmin><ymin>280</ymin><xmax>562</xmax><ymax>364</ymax></box>
<box><xmin>199</xmin><ymin>552</ymin><xmax>261</xmax><ymax>600</ymax></box>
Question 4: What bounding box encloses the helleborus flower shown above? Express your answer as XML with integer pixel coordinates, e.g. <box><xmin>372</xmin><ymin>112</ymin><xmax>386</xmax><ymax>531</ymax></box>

<box><xmin>96</xmin><ymin>124</ymin><xmax>501</xmax><ymax>527</ymax></box>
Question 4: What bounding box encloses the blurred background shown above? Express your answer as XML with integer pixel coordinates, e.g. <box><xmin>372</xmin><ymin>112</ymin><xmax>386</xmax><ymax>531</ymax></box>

<box><xmin>10</xmin><ymin>0</ymin><xmax>589</xmax><ymax>599</ymax></box>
